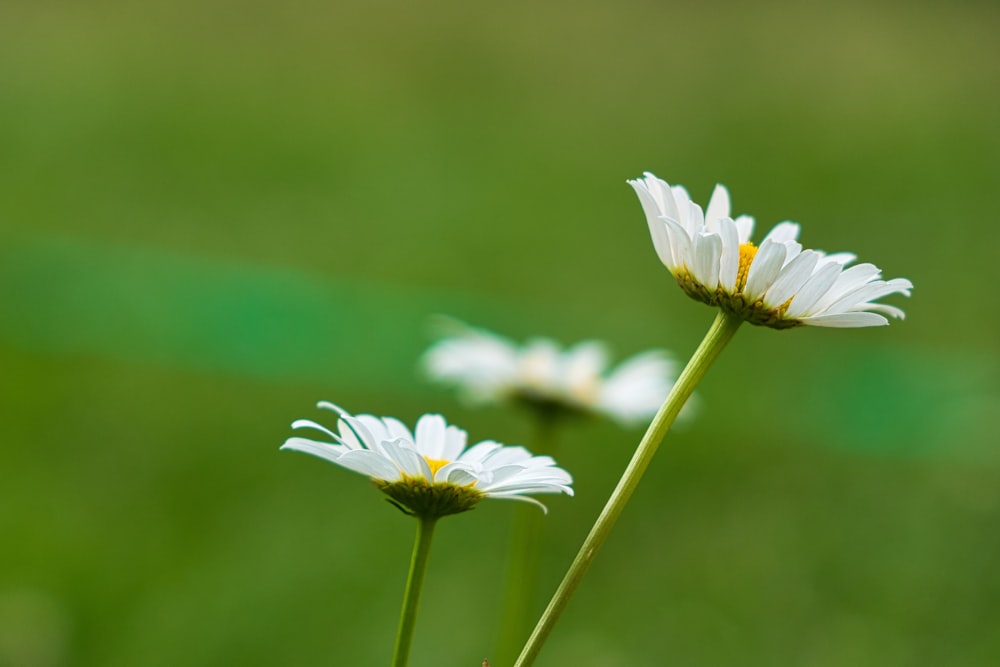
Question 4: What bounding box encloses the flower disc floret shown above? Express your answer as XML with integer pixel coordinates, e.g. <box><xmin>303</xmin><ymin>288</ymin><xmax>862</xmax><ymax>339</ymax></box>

<box><xmin>629</xmin><ymin>172</ymin><xmax>912</xmax><ymax>329</ymax></box>
<box><xmin>281</xmin><ymin>402</ymin><xmax>574</xmax><ymax>518</ymax></box>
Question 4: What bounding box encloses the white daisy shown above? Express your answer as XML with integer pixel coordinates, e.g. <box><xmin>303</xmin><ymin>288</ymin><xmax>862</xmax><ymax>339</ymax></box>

<box><xmin>628</xmin><ymin>172</ymin><xmax>913</xmax><ymax>328</ymax></box>
<box><xmin>422</xmin><ymin>319</ymin><xmax>682</xmax><ymax>426</ymax></box>
<box><xmin>281</xmin><ymin>402</ymin><xmax>574</xmax><ymax>516</ymax></box>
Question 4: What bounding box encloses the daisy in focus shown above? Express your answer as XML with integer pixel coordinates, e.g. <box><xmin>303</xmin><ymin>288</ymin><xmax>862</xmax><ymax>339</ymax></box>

<box><xmin>629</xmin><ymin>172</ymin><xmax>912</xmax><ymax>328</ymax></box>
<box><xmin>282</xmin><ymin>404</ymin><xmax>573</xmax><ymax>667</ymax></box>
<box><xmin>422</xmin><ymin>319</ymin><xmax>682</xmax><ymax>427</ymax></box>
<box><xmin>281</xmin><ymin>402</ymin><xmax>574</xmax><ymax>517</ymax></box>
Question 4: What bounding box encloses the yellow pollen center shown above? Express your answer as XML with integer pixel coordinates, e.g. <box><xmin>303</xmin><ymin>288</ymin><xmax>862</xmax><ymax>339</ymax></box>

<box><xmin>737</xmin><ymin>242</ymin><xmax>758</xmax><ymax>292</ymax></box>
<box><xmin>423</xmin><ymin>457</ymin><xmax>450</xmax><ymax>476</ymax></box>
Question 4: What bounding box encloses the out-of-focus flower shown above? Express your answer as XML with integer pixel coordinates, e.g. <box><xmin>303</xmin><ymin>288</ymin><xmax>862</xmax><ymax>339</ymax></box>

<box><xmin>281</xmin><ymin>403</ymin><xmax>573</xmax><ymax>516</ymax></box>
<box><xmin>629</xmin><ymin>172</ymin><xmax>912</xmax><ymax>328</ymax></box>
<box><xmin>422</xmin><ymin>320</ymin><xmax>682</xmax><ymax>426</ymax></box>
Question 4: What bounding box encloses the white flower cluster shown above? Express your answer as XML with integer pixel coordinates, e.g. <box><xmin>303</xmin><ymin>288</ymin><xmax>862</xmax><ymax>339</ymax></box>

<box><xmin>423</xmin><ymin>320</ymin><xmax>680</xmax><ymax>426</ymax></box>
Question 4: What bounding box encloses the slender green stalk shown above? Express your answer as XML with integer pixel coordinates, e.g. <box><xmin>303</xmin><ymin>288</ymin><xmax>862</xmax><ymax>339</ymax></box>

<box><xmin>392</xmin><ymin>515</ymin><xmax>439</xmax><ymax>667</ymax></box>
<box><xmin>513</xmin><ymin>311</ymin><xmax>743</xmax><ymax>667</ymax></box>
<box><xmin>495</xmin><ymin>416</ymin><xmax>559</xmax><ymax>665</ymax></box>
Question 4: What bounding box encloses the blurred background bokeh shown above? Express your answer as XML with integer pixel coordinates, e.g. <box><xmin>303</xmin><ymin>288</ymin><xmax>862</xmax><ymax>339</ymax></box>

<box><xmin>2</xmin><ymin>0</ymin><xmax>998</xmax><ymax>665</ymax></box>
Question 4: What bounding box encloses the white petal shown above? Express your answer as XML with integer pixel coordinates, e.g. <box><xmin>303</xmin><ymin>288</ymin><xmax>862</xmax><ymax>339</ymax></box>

<box><xmin>704</xmin><ymin>184</ymin><xmax>731</xmax><ymax>230</ymax></box>
<box><xmin>717</xmin><ymin>217</ymin><xmax>740</xmax><ymax>292</ymax></box>
<box><xmin>290</xmin><ymin>419</ymin><xmax>341</xmax><ymax>442</ymax></box>
<box><xmin>481</xmin><ymin>444</ymin><xmax>534</xmax><ymax>467</ymax></box>
<box><xmin>282</xmin><ymin>437</ymin><xmax>400</xmax><ymax>479</ymax></box>
<box><xmin>335</xmin><ymin>449</ymin><xmax>403</xmax><ymax>480</ymax></box>
<box><xmin>356</xmin><ymin>415</ymin><xmax>392</xmax><ymax>443</ymax></box>
<box><xmin>379</xmin><ymin>439</ymin><xmax>431</xmax><ymax>479</ymax></box>
<box><xmin>501</xmin><ymin>469</ymin><xmax>574</xmax><ymax>487</ymax></box>
<box><xmin>519</xmin><ymin>454</ymin><xmax>557</xmax><ymax>467</ymax></box>
<box><xmin>824</xmin><ymin>278</ymin><xmax>912</xmax><ymax>315</ymax></box>
<box><xmin>670</xmin><ymin>185</ymin><xmax>693</xmax><ymax>231</ymax></box>
<box><xmin>382</xmin><ymin>416</ymin><xmax>414</xmax><ymax>443</ymax></box>
<box><xmin>811</xmin><ymin>263</ymin><xmax>882</xmax><ymax>312</ymax></box>
<box><xmin>317</xmin><ymin>401</ymin><xmax>351</xmax><ymax>417</ymax></box>
<box><xmin>338</xmin><ymin>415</ymin><xmax>378</xmax><ymax>451</ymax></box>
<box><xmin>780</xmin><ymin>241</ymin><xmax>803</xmax><ymax>267</ymax></box>
<box><xmin>473</xmin><ymin>464</ymin><xmax>530</xmax><ymax>490</ymax></box>
<box><xmin>457</xmin><ymin>441</ymin><xmax>502</xmax><ymax>463</ymax></box>
<box><xmin>692</xmin><ymin>233</ymin><xmax>722</xmax><ymax>288</ymax></box>
<box><xmin>762</xmin><ymin>221</ymin><xmax>801</xmax><ymax>244</ymax></box>
<box><xmin>629</xmin><ymin>180</ymin><xmax>675</xmax><ymax>268</ymax></box>
<box><xmin>864</xmin><ymin>303</ymin><xmax>907</xmax><ymax>319</ymax></box>
<box><xmin>734</xmin><ymin>215</ymin><xmax>755</xmax><ymax>244</ymax></box>
<box><xmin>763</xmin><ymin>250</ymin><xmax>819</xmax><ymax>308</ymax></box>
<box><xmin>488</xmin><ymin>483</ymin><xmax>574</xmax><ymax>497</ymax></box>
<box><xmin>743</xmin><ymin>239</ymin><xmax>787</xmax><ymax>301</ymax></box>
<box><xmin>414</xmin><ymin>414</ymin><xmax>447</xmax><ymax>458</ymax></box>
<box><xmin>785</xmin><ymin>260</ymin><xmax>842</xmax><ymax>318</ymax></box>
<box><xmin>441</xmin><ymin>425</ymin><xmax>468</xmax><ymax>460</ymax></box>
<box><xmin>280</xmin><ymin>437</ymin><xmax>348</xmax><ymax>464</ymax></box>
<box><xmin>819</xmin><ymin>252</ymin><xmax>856</xmax><ymax>266</ymax></box>
<box><xmin>483</xmin><ymin>493</ymin><xmax>550</xmax><ymax>513</ymax></box>
<box><xmin>798</xmin><ymin>312</ymin><xmax>889</xmax><ymax>328</ymax></box>
<box><xmin>888</xmin><ymin>277</ymin><xmax>914</xmax><ymax>294</ymax></box>
<box><xmin>650</xmin><ymin>175</ymin><xmax>682</xmax><ymax>222</ymax></box>
<box><xmin>686</xmin><ymin>201</ymin><xmax>705</xmax><ymax>236</ymax></box>
<box><xmin>438</xmin><ymin>465</ymin><xmax>480</xmax><ymax>487</ymax></box>
<box><xmin>662</xmin><ymin>217</ymin><xmax>693</xmax><ymax>271</ymax></box>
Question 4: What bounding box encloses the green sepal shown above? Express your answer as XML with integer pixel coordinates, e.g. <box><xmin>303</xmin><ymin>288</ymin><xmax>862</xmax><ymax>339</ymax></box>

<box><xmin>674</xmin><ymin>271</ymin><xmax>803</xmax><ymax>330</ymax></box>
<box><xmin>374</xmin><ymin>477</ymin><xmax>484</xmax><ymax>519</ymax></box>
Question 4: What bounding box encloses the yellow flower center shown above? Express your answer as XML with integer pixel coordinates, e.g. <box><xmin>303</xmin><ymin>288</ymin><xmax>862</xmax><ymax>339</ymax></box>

<box><xmin>423</xmin><ymin>457</ymin><xmax>450</xmax><ymax>476</ymax></box>
<box><xmin>736</xmin><ymin>242</ymin><xmax>758</xmax><ymax>292</ymax></box>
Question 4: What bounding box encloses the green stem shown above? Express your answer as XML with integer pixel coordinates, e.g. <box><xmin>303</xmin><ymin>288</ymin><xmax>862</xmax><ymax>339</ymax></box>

<box><xmin>513</xmin><ymin>311</ymin><xmax>743</xmax><ymax>667</ymax></box>
<box><xmin>391</xmin><ymin>515</ymin><xmax>439</xmax><ymax>667</ymax></box>
<box><xmin>494</xmin><ymin>416</ymin><xmax>559</xmax><ymax>665</ymax></box>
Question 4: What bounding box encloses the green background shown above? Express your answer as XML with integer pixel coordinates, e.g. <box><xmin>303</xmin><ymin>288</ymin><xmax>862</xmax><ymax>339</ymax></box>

<box><xmin>1</xmin><ymin>0</ymin><xmax>998</xmax><ymax>665</ymax></box>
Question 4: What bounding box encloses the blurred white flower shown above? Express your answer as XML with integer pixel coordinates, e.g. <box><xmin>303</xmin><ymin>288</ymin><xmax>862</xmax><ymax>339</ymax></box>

<box><xmin>281</xmin><ymin>403</ymin><xmax>574</xmax><ymax>516</ymax></box>
<box><xmin>422</xmin><ymin>320</ymin><xmax>683</xmax><ymax>426</ymax></box>
<box><xmin>629</xmin><ymin>172</ymin><xmax>912</xmax><ymax>329</ymax></box>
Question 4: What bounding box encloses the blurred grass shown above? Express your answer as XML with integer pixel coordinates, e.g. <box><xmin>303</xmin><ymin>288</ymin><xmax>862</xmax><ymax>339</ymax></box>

<box><xmin>1</xmin><ymin>0</ymin><xmax>999</xmax><ymax>665</ymax></box>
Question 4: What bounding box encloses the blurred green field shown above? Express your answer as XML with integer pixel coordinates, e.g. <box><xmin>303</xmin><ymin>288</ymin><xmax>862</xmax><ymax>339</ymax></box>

<box><xmin>1</xmin><ymin>0</ymin><xmax>998</xmax><ymax>665</ymax></box>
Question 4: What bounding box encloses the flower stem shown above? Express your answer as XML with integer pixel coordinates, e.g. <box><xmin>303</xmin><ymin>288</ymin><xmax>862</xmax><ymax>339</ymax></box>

<box><xmin>392</xmin><ymin>515</ymin><xmax>439</xmax><ymax>667</ymax></box>
<box><xmin>494</xmin><ymin>416</ymin><xmax>560</xmax><ymax>665</ymax></box>
<box><xmin>513</xmin><ymin>311</ymin><xmax>743</xmax><ymax>667</ymax></box>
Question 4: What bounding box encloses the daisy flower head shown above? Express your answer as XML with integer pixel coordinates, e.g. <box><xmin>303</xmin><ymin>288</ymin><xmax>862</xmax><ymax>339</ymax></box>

<box><xmin>281</xmin><ymin>403</ymin><xmax>574</xmax><ymax>517</ymax></box>
<box><xmin>422</xmin><ymin>319</ymin><xmax>683</xmax><ymax>426</ymax></box>
<box><xmin>628</xmin><ymin>172</ymin><xmax>912</xmax><ymax>329</ymax></box>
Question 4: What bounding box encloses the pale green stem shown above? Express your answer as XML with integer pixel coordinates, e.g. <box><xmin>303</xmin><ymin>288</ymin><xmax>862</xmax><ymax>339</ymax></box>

<box><xmin>494</xmin><ymin>416</ymin><xmax>559</xmax><ymax>665</ymax></box>
<box><xmin>513</xmin><ymin>311</ymin><xmax>743</xmax><ymax>667</ymax></box>
<box><xmin>392</xmin><ymin>515</ymin><xmax>438</xmax><ymax>667</ymax></box>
